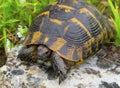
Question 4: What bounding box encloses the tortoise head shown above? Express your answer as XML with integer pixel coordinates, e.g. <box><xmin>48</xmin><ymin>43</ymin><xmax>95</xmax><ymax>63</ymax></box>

<box><xmin>37</xmin><ymin>45</ymin><xmax>52</xmax><ymax>61</ymax></box>
<box><xmin>18</xmin><ymin>45</ymin><xmax>38</xmax><ymax>62</ymax></box>
<box><xmin>18</xmin><ymin>45</ymin><xmax>52</xmax><ymax>63</ymax></box>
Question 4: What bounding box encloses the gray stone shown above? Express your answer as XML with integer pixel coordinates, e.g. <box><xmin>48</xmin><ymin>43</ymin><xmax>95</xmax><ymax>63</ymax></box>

<box><xmin>0</xmin><ymin>46</ymin><xmax>120</xmax><ymax>88</ymax></box>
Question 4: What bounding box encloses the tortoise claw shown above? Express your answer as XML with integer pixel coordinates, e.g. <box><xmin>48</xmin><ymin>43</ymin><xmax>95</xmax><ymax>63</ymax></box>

<box><xmin>59</xmin><ymin>71</ymin><xmax>67</xmax><ymax>84</ymax></box>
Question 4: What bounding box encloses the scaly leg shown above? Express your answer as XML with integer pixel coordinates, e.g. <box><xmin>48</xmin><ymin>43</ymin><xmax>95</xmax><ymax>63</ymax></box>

<box><xmin>51</xmin><ymin>52</ymin><xmax>67</xmax><ymax>83</ymax></box>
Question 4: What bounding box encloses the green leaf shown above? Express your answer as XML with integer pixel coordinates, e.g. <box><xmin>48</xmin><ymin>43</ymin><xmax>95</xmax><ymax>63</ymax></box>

<box><xmin>6</xmin><ymin>19</ymin><xmax>19</xmax><ymax>24</ymax></box>
<box><xmin>108</xmin><ymin>0</ymin><xmax>120</xmax><ymax>44</ymax></box>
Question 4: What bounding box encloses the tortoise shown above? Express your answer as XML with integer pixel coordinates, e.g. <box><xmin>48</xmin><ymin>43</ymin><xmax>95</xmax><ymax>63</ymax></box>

<box><xmin>18</xmin><ymin>0</ymin><xmax>116</xmax><ymax>82</ymax></box>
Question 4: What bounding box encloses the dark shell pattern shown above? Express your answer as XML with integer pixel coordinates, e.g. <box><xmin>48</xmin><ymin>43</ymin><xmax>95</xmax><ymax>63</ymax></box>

<box><xmin>23</xmin><ymin>0</ymin><xmax>116</xmax><ymax>62</ymax></box>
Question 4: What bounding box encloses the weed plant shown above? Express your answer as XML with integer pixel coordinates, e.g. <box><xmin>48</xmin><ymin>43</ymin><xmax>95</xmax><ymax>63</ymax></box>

<box><xmin>108</xmin><ymin>0</ymin><xmax>120</xmax><ymax>45</ymax></box>
<box><xmin>0</xmin><ymin>0</ymin><xmax>55</xmax><ymax>53</ymax></box>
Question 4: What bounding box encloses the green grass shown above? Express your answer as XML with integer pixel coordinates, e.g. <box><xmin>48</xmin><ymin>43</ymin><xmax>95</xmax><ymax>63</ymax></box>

<box><xmin>0</xmin><ymin>0</ymin><xmax>55</xmax><ymax>53</ymax></box>
<box><xmin>108</xmin><ymin>0</ymin><xmax>120</xmax><ymax>45</ymax></box>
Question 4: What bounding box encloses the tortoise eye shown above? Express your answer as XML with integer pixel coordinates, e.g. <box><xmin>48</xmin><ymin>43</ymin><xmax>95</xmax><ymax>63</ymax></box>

<box><xmin>45</xmin><ymin>51</ymin><xmax>52</xmax><ymax>57</ymax></box>
<box><xmin>45</xmin><ymin>51</ymin><xmax>49</xmax><ymax>55</ymax></box>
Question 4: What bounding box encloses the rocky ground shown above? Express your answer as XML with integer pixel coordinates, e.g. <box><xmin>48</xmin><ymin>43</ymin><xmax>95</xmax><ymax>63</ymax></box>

<box><xmin>0</xmin><ymin>45</ymin><xmax>120</xmax><ymax>88</ymax></box>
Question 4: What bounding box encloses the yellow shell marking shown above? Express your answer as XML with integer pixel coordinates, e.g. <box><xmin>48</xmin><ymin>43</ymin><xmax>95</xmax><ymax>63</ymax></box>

<box><xmin>44</xmin><ymin>37</ymin><xmax>49</xmax><ymax>43</ymax></box>
<box><xmin>50</xmin><ymin>38</ymin><xmax>66</xmax><ymax>51</ymax></box>
<box><xmin>64</xmin><ymin>25</ymin><xmax>69</xmax><ymax>35</ymax></box>
<box><xmin>30</xmin><ymin>32</ymin><xmax>42</xmax><ymax>44</ymax></box>
<box><xmin>72</xmin><ymin>0</ymin><xmax>78</xmax><ymax>4</ymax></box>
<box><xmin>84</xmin><ymin>37</ymin><xmax>95</xmax><ymax>54</ymax></box>
<box><xmin>77</xmin><ymin>46</ymin><xmax>83</xmax><ymax>61</ymax></box>
<box><xmin>87</xmin><ymin>5</ymin><xmax>101</xmax><ymax>15</ymax></box>
<box><xmin>103</xmin><ymin>28</ymin><xmax>108</xmax><ymax>40</ymax></box>
<box><xmin>65</xmin><ymin>9</ymin><xmax>71</xmax><ymax>13</ymax></box>
<box><xmin>79</xmin><ymin>8</ymin><xmax>102</xmax><ymax>29</ymax></box>
<box><xmin>58</xmin><ymin>4</ymin><xmax>74</xmax><ymax>13</ymax></box>
<box><xmin>38</xmin><ymin>11</ymin><xmax>49</xmax><ymax>16</ymax></box>
<box><xmin>58</xmin><ymin>5</ymin><xmax>75</xmax><ymax>10</ymax></box>
<box><xmin>39</xmin><ymin>18</ymin><xmax>45</xmax><ymax>30</ymax></box>
<box><xmin>71</xmin><ymin>17</ymin><xmax>92</xmax><ymax>38</ymax></box>
<box><xmin>23</xmin><ymin>33</ymin><xmax>31</xmax><ymax>45</ymax></box>
<box><xmin>50</xmin><ymin>19</ymin><xmax>63</xmax><ymax>25</ymax></box>
<box><xmin>95</xmin><ymin>32</ymin><xmax>104</xmax><ymax>48</ymax></box>
<box><xmin>66</xmin><ymin>45</ymin><xmax>75</xmax><ymax>60</ymax></box>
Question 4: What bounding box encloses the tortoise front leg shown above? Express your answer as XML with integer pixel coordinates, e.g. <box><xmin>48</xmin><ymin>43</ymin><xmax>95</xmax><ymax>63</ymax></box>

<box><xmin>18</xmin><ymin>46</ymin><xmax>36</xmax><ymax>61</ymax></box>
<box><xmin>51</xmin><ymin>52</ymin><xmax>67</xmax><ymax>83</ymax></box>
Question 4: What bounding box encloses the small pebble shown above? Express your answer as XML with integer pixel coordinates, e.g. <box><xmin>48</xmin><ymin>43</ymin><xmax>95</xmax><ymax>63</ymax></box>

<box><xmin>11</xmin><ymin>69</ymin><xmax>24</xmax><ymax>75</ymax></box>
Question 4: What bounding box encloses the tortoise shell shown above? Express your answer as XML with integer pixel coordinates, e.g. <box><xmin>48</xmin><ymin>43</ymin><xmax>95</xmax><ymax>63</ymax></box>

<box><xmin>23</xmin><ymin>0</ymin><xmax>116</xmax><ymax>62</ymax></box>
